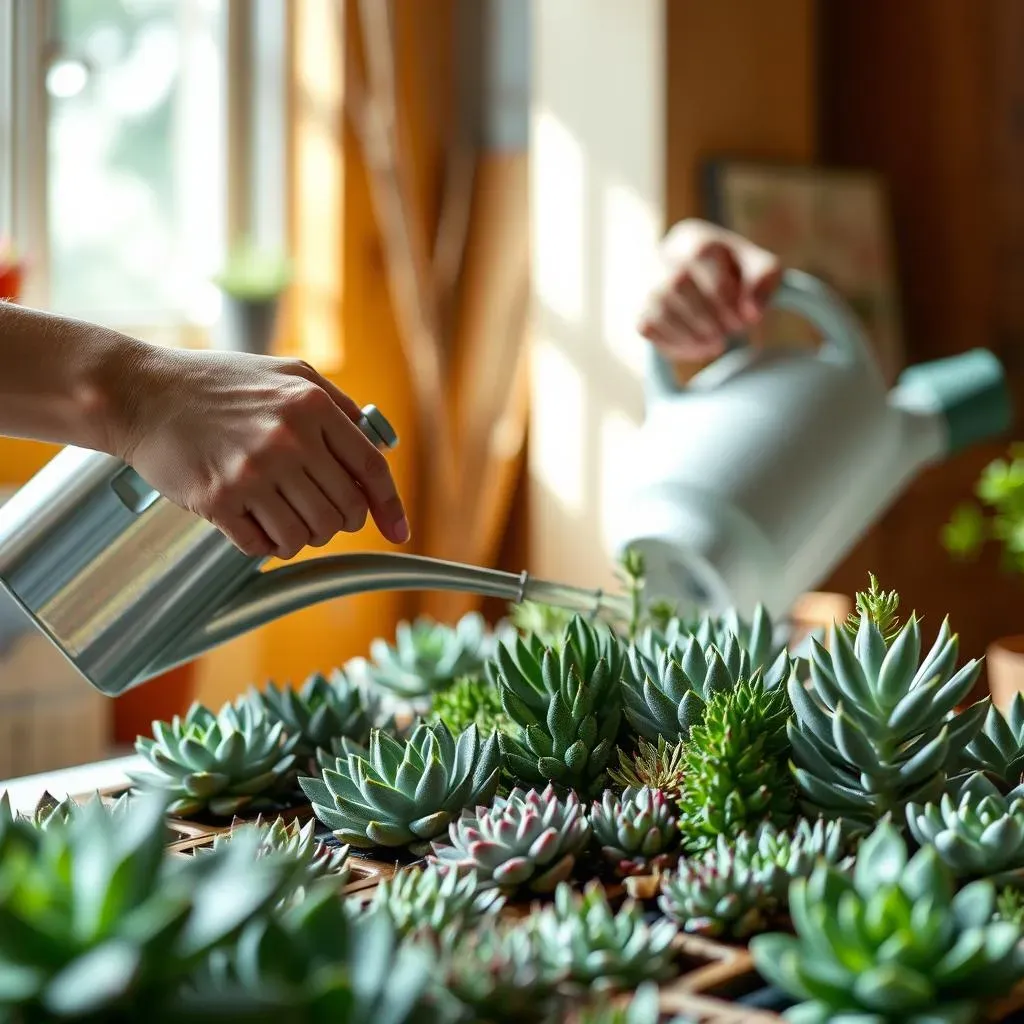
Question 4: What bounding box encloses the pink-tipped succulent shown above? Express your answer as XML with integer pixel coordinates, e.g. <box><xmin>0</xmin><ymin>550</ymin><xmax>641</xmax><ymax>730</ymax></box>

<box><xmin>429</xmin><ymin>784</ymin><xmax>591</xmax><ymax>894</ymax></box>
<box><xmin>591</xmin><ymin>786</ymin><xmax>680</xmax><ymax>877</ymax></box>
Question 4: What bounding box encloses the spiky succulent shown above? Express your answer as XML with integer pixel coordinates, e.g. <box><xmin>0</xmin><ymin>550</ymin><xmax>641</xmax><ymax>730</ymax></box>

<box><xmin>997</xmin><ymin>886</ymin><xmax>1024</xmax><ymax>927</ymax></box>
<box><xmin>751</xmin><ymin>820</ymin><xmax>1024</xmax><ymax>1023</ymax></box>
<box><xmin>299</xmin><ymin>721</ymin><xmax>500</xmax><ymax>854</ymax></box>
<box><xmin>131</xmin><ymin>699</ymin><xmax>298</xmax><ymax>818</ymax></box>
<box><xmin>607</xmin><ymin>735</ymin><xmax>686</xmax><ymax>800</ymax></box>
<box><xmin>363</xmin><ymin>864</ymin><xmax>504</xmax><ymax>939</ymax></box>
<box><xmin>247</xmin><ymin>668</ymin><xmax>376</xmax><ymax>762</ymax></box>
<box><xmin>658</xmin><ymin>819</ymin><xmax>848</xmax><ymax>939</ymax></box>
<box><xmin>842</xmin><ymin>571</ymin><xmax>902</xmax><ymax>644</ymax></box>
<box><xmin>956</xmin><ymin>693</ymin><xmax>1024</xmax><ymax>790</ymax></box>
<box><xmin>623</xmin><ymin>630</ymin><xmax>792</xmax><ymax>744</ymax></box>
<box><xmin>678</xmin><ymin>675</ymin><xmax>794</xmax><ymax>853</ymax></box>
<box><xmin>907</xmin><ymin>772</ymin><xmax>1024</xmax><ymax>880</ymax></box>
<box><xmin>429</xmin><ymin>784</ymin><xmax>590</xmax><ymax>893</ymax></box>
<box><xmin>591</xmin><ymin>785</ymin><xmax>680</xmax><ymax>877</ymax></box>
<box><xmin>493</xmin><ymin>615</ymin><xmax>627</xmax><ymax>796</ymax></box>
<box><xmin>428</xmin><ymin>675</ymin><xmax>511</xmax><ymax>738</ymax></box>
<box><xmin>0</xmin><ymin>793</ymin><xmax>296</xmax><ymax>1021</ymax></box>
<box><xmin>525</xmin><ymin>880</ymin><xmax>677</xmax><ymax>991</ymax></box>
<box><xmin>788</xmin><ymin>605</ymin><xmax>987</xmax><ymax>826</ymax></box>
<box><xmin>366</xmin><ymin>611</ymin><xmax>504</xmax><ymax>698</ymax></box>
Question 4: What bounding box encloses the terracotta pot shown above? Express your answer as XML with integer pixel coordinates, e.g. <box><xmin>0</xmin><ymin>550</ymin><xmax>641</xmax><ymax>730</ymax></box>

<box><xmin>112</xmin><ymin>663</ymin><xmax>197</xmax><ymax>745</ymax></box>
<box><xmin>986</xmin><ymin>636</ymin><xmax>1024</xmax><ymax>712</ymax></box>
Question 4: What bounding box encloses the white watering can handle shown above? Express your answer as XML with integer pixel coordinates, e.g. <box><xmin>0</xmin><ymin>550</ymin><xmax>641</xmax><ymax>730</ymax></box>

<box><xmin>646</xmin><ymin>268</ymin><xmax>881</xmax><ymax>402</ymax></box>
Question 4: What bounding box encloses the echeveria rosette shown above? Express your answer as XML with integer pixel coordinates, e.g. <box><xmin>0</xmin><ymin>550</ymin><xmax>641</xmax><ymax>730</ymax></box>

<box><xmin>131</xmin><ymin>699</ymin><xmax>298</xmax><ymax>818</ymax></box>
<box><xmin>956</xmin><ymin>693</ymin><xmax>1024</xmax><ymax>791</ymax></box>
<box><xmin>429</xmin><ymin>784</ymin><xmax>590</xmax><ymax>894</ymax></box>
<box><xmin>788</xmin><ymin>610</ymin><xmax>987</xmax><ymax>826</ymax></box>
<box><xmin>591</xmin><ymin>786</ymin><xmax>680</xmax><ymax>877</ymax></box>
<box><xmin>751</xmin><ymin>820</ymin><xmax>1024</xmax><ymax>1024</ymax></box>
<box><xmin>299</xmin><ymin>721</ymin><xmax>501</xmax><ymax>855</ymax></box>
<box><xmin>907</xmin><ymin>772</ymin><xmax>1024</xmax><ymax>881</ymax></box>
<box><xmin>493</xmin><ymin>615</ymin><xmax>627</xmax><ymax>797</ymax></box>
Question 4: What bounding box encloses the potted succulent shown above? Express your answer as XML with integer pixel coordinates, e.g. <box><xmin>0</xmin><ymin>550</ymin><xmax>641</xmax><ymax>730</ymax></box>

<box><xmin>213</xmin><ymin>239</ymin><xmax>293</xmax><ymax>354</ymax></box>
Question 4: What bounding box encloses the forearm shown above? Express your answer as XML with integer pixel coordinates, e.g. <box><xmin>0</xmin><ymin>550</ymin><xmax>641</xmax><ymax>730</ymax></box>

<box><xmin>0</xmin><ymin>301</ymin><xmax>150</xmax><ymax>455</ymax></box>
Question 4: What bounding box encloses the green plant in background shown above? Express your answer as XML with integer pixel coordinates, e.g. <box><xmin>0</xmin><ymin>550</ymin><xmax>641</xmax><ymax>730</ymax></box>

<box><xmin>576</xmin><ymin>982</ymin><xmax>691</xmax><ymax>1024</ymax></box>
<box><xmin>428</xmin><ymin>784</ymin><xmax>591</xmax><ymax>894</ymax></box>
<box><xmin>750</xmin><ymin>820</ymin><xmax>1024</xmax><ymax>1024</ymax></box>
<box><xmin>507</xmin><ymin>600</ymin><xmax>574</xmax><ymax>646</ymax></box>
<box><xmin>362</xmin><ymin>864</ymin><xmax>503</xmax><ymax>941</ymax></box>
<box><xmin>525</xmin><ymin>880</ymin><xmax>678</xmax><ymax>992</ymax></box>
<box><xmin>788</xmin><ymin>584</ymin><xmax>986</xmax><ymax>826</ymax></box>
<box><xmin>0</xmin><ymin>793</ymin><xmax>296</xmax><ymax>1021</ymax></box>
<box><xmin>131</xmin><ymin>699</ymin><xmax>299</xmax><ymax>818</ymax></box>
<box><xmin>840</xmin><ymin>571</ymin><xmax>903</xmax><ymax>644</ymax></box>
<box><xmin>996</xmin><ymin>886</ymin><xmax>1024</xmax><ymax>927</ymax></box>
<box><xmin>591</xmin><ymin>785</ymin><xmax>681</xmax><ymax>877</ymax></box>
<box><xmin>907</xmin><ymin>772</ymin><xmax>1024</xmax><ymax>880</ymax></box>
<box><xmin>247</xmin><ymin>669</ymin><xmax>376</xmax><ymax>765</ymax></box>
<box><xmin>299</xmin><ymin>721</ymin><xmax>500</xmax><ymax>854</ymax></box>
<box><xmin>493</xmin><ymin>615</ymin><xmax>627</xmax><ymax>797</ymax></box>
<box><xmin>677</xmin><ymin>676</ymin><xmax>794</xmax><ymax>853</ymax></box>
<box><xmin>956</xmin><ymin>693</ymin><xmax>1024</xmax><ymax>790</ymax></box>
<box><xmin>367</xmin><ymin>611</ymin><xmax>504</xmax><ymax>699</ymax></box>
<box><xmin>616</xmin><ymin>546</ymin><xmax>647</xmax><ymax>640</ymax></box>
<box><xmin>943</xmin><ymin>444</ymin><xmax>1024</xmax><ymax>572</ymax></box>
<box><xmin>427</xmin><ymin>675</ymin><xmax>511</xmax><ymax>738</ymax></box>
<box><xmin>213</xmin><ymin>238</ymin><xmax>293</xmax><ymax>300</ymax></box>
<box><xmin>607</xmin><ymin>735</ymin><xmax>687</xmax><ymax>801</ymax></box>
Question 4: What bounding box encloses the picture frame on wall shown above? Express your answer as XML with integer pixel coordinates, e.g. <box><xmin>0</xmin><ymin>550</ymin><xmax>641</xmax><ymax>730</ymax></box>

<box><xmin>702</xmin><ymin>160</ymin><xmax>905</xmax><ymax>384</ymax></box>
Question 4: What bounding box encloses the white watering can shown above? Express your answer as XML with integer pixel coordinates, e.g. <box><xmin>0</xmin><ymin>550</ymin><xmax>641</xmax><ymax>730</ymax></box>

<box><xmin>606</xmin><ymin>269</ymin><xmax>1013</xmax><ymax>620</ymax></box>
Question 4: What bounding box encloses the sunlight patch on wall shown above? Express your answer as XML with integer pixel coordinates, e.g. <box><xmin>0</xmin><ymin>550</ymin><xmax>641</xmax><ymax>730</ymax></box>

<box><xmin>599</xmin><ymin>406</ymin><xmax>642</xmax><ymax>551</ymax></box>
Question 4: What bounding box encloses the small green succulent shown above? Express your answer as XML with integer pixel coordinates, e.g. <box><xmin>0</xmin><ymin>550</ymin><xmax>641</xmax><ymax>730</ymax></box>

<box><xmin>363</xmin><ymin>864</ymin><xmax>504</xmax><ymax>939</ymax></box>
<box><xmin>427</xmin><ymin>675</ymin><xmax>511</xmax><ymax>738</ymax></box>
<box><xmin>429</xmin><ymin>784</ymin><xmax>591</xmax><ymax>894</ymax></box>
<box><xmin>907</xmin><ymin>772</ymin><xmax>1024</xmax><ymax>880</ymax></box>
<box><xmin>956</xmin><ymin>693</ymin><xmax>1024</xmax><ymax>790</ymax></box>
<box><xmin>526</xmin><ymin>880</ymin><xmax>678</xmax><ymax>992</ymax></box>
<box><xmin>493</xmin><ymin>615</ymin><xmax>627</xmax><ymax>796</ymax></box>
<box><xmin>131</xmin><ymin>699</ymin><xmax>298</xmax><ymax>818</ymax></box>
<box><xmin>788</xmin><ymin>602</ymin><xmax>986</xmax><ymax>826</ymax></box>
<box><xmin>751</xmin><ymin>820</ymin><xmax>1024</xmax><ymax>1024</ymax></box>
<box><xmin>841</xmin><ymin>571</ymin><xmax>902</xmax><ymax>644</ymax></box>
<box><xmin>299</xmin><ymin>721</ymin><xmax>501</xmax><ymax>854</ymax></box>
<box><xmin>996</xmin><ymin>886</ymin><xmax>1024</xmax><ymax>927</ymax></box>
<box><xmin>677</xmin><ymin>675</ymin><xmax>795</xmax><ymax>853</ymax></box>
<box><xmin>591</xmin><ymin>785</ymin><xmax>680</xmax><ymax>877</ymax></box>
<box><xmin>508</xmin><ymin>600</ymin><xmax>575</xmax><ymax>646</ymax></box>
<box><xmin>247</xmin><ymin>668</ymin><xmax>376</xmax><ymax>763</ymax></box>
<box><xmin>607</xmin><ymin>735</ymin><xmax>686</xmax><ymax>801</ymax></box>
<box><xmin>366</xmin><ymin>611</ymin><xmax>505</xmax><ymax>698</ymax></box>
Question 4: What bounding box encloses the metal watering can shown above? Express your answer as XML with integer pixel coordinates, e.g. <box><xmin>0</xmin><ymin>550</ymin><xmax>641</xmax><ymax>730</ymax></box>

<box><xmin>606</xmin><ymin>269</ymin><xmax>1013</xmax><ymax>620</ymax></box>
<box><xmin>0</xmin><ymin>407</ymin><xmax>629</xmax><ymax>697</ymax></box>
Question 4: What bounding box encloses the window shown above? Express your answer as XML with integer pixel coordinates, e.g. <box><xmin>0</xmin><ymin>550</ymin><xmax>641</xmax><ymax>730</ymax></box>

<box><xmin>0</xmin><ymin>0</ymin><xmax>287</xmax><ymax>342</ymax></box>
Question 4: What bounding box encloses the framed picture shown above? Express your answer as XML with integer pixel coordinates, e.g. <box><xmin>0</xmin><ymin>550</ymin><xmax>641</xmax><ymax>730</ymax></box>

<box><xmin>703</xmin><ymin>160</ymin><xmax>905</xmax><ymax>383</ymax></box>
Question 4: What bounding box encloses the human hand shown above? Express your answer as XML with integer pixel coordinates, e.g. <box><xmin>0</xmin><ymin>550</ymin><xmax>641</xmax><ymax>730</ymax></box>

<box><xmin>116</xmin><ymin>350</ymin><xmax>408</xmax><ymax>559</ymax></box>
<box><xmin>638</xmin><ymin>219</ymin><xmax>783</xmax><ymax>362</ymax></box>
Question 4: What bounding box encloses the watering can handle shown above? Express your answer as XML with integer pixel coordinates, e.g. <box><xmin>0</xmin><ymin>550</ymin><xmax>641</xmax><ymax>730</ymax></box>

<box><xmin>646</xmin><ymin>268</ymin><xmax>878</xmax><ymax>401</ymax></box>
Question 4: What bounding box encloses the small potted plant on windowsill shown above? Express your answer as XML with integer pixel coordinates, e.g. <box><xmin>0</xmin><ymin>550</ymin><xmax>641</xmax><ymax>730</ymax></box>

<box><xmin>943</xmin><ymin>444</ymin><xmax>1024</xmax><ymax>709</ymax></box>
<box><xmin>213</xmin><ymin>239</ymin><xmax>293</xmax><ymax>355</ymax></box>
<box><xmin>0</xmin><ymin>238</ymin><xmax>25</xmax><ymax>302</ymax></box>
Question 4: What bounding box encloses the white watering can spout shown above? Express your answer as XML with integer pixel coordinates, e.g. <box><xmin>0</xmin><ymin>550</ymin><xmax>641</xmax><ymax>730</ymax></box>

<box><xmin>606</xmin><ymin>269</ymin><xmax>1013</xmax><ymax>620</ymax></box>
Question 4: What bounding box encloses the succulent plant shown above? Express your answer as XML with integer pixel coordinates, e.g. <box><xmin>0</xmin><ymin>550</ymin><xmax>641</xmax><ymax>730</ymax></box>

<box><xmin>428</xmin><ymin>920</ymin><xmax>568</xmax><ymax>1024</ymax></box>
<box><xmin>750</xmin><ymin>820</ymin><xmax>1024</xmax><ymax>1023</ymax></box>
<box><xmin>623</xmin><ymin>630</ymin><xmax>792</xmax><ymax>744</ymax></box>
<box><xmin>363</xmin><ymin>863</ymin><xmax>504</xmax><ymax>939</ymax></box>
<box><xmin>996</xmin><ymin>885</ymin><xmax>1024</xmax><ymax>927</ymax></box>
<box><xmin>508</xmin><ymin>599</ymin><xmax>575</xmax><ymax>646</ymax></box>
<box><xmin>428</xmin><ymin>674</ymin><xmax>511</xmax><ymax>738</ymax></box>
<box><xmin>526</xmin><ymin>880</ymin><xmax>678</xmax><ymax>991</ymax></box>
<box><xmin>907</xmin><ymin>771</ymin><xmax>1024</xmax><ymax>880</ymax></box>
<box><xmin>677</xmin><ymin>675</ymin><xmax>794</xmax><ymax>853</ymax></box>
<box><xmin>788</xmin><ymin>603</ymin><xmax>987</xmax><ymax>826</ymax></box>
<box><xmin>366</xmin><ymin>611</ymin><xmax>505</xmax><ymax>699</ymax></box>
<box><xmin>429</xmin><ymin>784</ymin><xmax>591</xmax><ymax>893</ymax></box>
<box><xmin>607</xmin><ymin>735</ymin><xmax>687</xmax><ymax>800</ymax></box>
<box><xmin>493</xmin><ymin>615</ymin><xmax>627</xmax><ymax>796</ymax></box>
<box><xmin>0</xmin><ymin>792</ymin><xmax>295</xmax><ymax>1020</ymax></box>
<box><xmin>841</xmin><ymin>571</ymin><xmax>903</xmax><ymax>644</ymax></box>
<box><xmin>576</xmin><ymin>982</ymin><xmax>669</xmax><ymax>1024</ymax></box>
<box><xmin>299</xmin><ymin>721</ymin><xmax>501</xmax><ymax>854</ymax></box>
<box><xmin>131</xmin><ymin>699</ymin><xmax>298</xmax><ymax>818</ymax></box>
<box><xmin>956</xmin><ymin>692</ymin><xmax>1024</xmax><ymax>790</ymax></box>
<box><xmin>591</xmin><ymin>785</ymin><xmax>680</xmax><ymax>877</ymax></box>
<box><xmin>247</xmin><ymin>668</ymin><xmax>376</xmax><ymax>763</ymax></box>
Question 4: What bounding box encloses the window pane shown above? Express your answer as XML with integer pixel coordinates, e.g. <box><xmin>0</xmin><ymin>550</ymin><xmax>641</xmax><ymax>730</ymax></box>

<box><xmin>47</xmin><ymin>0</ymin><xmax>226</xmax><ymax>325</ymax></box>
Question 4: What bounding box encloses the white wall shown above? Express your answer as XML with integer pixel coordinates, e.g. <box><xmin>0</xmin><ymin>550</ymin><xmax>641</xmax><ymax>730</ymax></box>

<box><xmin>528</xmin><ymin>0</ymin><xmax>665</xmax><ymax>589</ymax></box>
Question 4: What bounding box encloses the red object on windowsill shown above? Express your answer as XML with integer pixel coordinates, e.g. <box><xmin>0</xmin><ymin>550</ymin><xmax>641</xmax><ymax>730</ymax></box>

<box><xmin>0</xmin><ymin>261</ymin><xmax>23</xmax><ymax>302</ymax></box>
